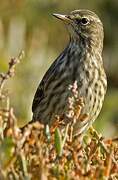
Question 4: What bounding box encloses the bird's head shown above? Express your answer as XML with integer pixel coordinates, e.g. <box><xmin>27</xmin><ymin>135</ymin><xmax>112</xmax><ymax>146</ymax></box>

<box><xmin>53</xmin><ymin>10</ymin><xmax>104</xmax><ymax>52</ymax></box>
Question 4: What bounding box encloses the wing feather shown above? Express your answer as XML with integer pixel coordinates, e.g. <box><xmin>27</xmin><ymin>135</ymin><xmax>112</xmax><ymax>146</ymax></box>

<box><xmin>32</xmin><ymin>47</ymin><xmax>68</xmax><ymax>112</ymax></box>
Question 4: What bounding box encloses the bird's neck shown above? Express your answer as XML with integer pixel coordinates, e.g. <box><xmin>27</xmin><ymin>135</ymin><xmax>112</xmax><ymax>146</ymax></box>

<box><xmin>68</xmin><ymin>36</ymin><xmax>103</xmax><ymax>66</ymax></box>
<box><xmin>69</xmin><ymin>35</ymin><xmax>103</xmax><ymax>55</ymax></box>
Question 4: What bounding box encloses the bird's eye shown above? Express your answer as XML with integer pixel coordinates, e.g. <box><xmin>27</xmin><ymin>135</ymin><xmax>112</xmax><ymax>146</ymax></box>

<box><xmin>81</xmin><ymin>17</ymin><xmax>89</xmax><ymax>25</ymax></box>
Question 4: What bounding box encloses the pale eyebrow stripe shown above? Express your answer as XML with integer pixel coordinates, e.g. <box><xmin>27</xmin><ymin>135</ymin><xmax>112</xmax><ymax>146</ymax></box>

<box><xmin>89</xmin><ymin>15</ymin><xmax>102</xmax><ymax>23</ymax></box>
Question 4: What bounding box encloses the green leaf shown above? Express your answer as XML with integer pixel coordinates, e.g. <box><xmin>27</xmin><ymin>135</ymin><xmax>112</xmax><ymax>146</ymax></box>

<box><xmin>54</xmin><ymin>128</ymin><xmax>63</xmax><ymax>157</ymax></box>
<box><xmin>0</xmin><ymin>137</ymin><xmax>15</xmax><ymax>168</ymax></box>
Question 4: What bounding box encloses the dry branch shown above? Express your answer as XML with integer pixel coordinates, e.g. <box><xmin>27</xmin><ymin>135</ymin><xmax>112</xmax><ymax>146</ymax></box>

<box><xmin>0</xmin><ymin>51</ymin><xmax>24</xmax><ymax>99</ymax></box>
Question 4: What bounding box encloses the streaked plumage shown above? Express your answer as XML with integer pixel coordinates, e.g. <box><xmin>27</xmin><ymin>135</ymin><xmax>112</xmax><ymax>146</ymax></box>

<box><xmin>32</xmin><ymin>9</ymin><xmax>107</xmax><ymax>135</ymax></box>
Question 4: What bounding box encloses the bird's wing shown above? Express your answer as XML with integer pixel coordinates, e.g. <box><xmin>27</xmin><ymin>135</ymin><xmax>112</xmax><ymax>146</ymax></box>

<box><xmin>32</xmin><ymin>49</ymin><xmax>67</xmax><ymax>113</ymax></box>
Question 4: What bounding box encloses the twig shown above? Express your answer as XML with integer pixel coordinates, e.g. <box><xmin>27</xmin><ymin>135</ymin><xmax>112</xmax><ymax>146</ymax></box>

<box><xmin>0</xmin><ymin>51</ymin><xmax>24</xmax><ymax>98</ymax></box>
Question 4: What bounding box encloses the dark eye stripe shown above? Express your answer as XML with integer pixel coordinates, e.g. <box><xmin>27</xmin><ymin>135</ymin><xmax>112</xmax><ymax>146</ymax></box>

<box><xmin>75</xmin><ymin>17</ymin><xmax>89</xmax><ymax>25</ymax></box>
<box><xmin>75</xmin><ymin>18</ymin><xmax>81</xmax><ymax>24</ymax></box>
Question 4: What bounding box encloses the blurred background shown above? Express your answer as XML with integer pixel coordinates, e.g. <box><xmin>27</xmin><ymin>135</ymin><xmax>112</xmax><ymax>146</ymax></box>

<box><xmin>0</xmin><ymin>0</ymin><xmax>118</xmax><ymax>138</ymax></box>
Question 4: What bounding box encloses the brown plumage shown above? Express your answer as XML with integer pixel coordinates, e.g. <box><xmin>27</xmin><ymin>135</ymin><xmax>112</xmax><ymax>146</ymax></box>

<box><xmin>32</xmin><ymin>9</ymin><xmax>107</xmax><ymax>135</ymax></box>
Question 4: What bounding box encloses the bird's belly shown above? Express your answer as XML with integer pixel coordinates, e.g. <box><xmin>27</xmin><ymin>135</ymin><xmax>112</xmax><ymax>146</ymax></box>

<box><xmin>80</xmin><ymin>75</ymin><xmax>106</xmax><ymax>126</ymax></box>
<box><xmin>33</xmin><ymin>69</ymin><xmax>106</xmax><ymax>130</ymax></box>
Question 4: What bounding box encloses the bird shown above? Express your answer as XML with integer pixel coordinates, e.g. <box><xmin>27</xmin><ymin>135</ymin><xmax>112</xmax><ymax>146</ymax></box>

<box><xmin>31</xmin><ymin>9</ymin><xmax>107</xmax><ymax>136</ymax></box>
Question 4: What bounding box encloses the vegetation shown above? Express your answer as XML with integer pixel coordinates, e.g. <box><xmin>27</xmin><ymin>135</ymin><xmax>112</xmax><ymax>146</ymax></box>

<box><xmin>0</xmin><ymin>54</ymin><xmax>117</xmax><ymax>179</ymax></box>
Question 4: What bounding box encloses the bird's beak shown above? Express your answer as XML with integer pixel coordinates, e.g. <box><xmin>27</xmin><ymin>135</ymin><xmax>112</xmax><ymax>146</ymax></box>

<box><xmin>52</xmin><ymin>13</ymin><xmax>72</xmax><ymax>23</ymax></box>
